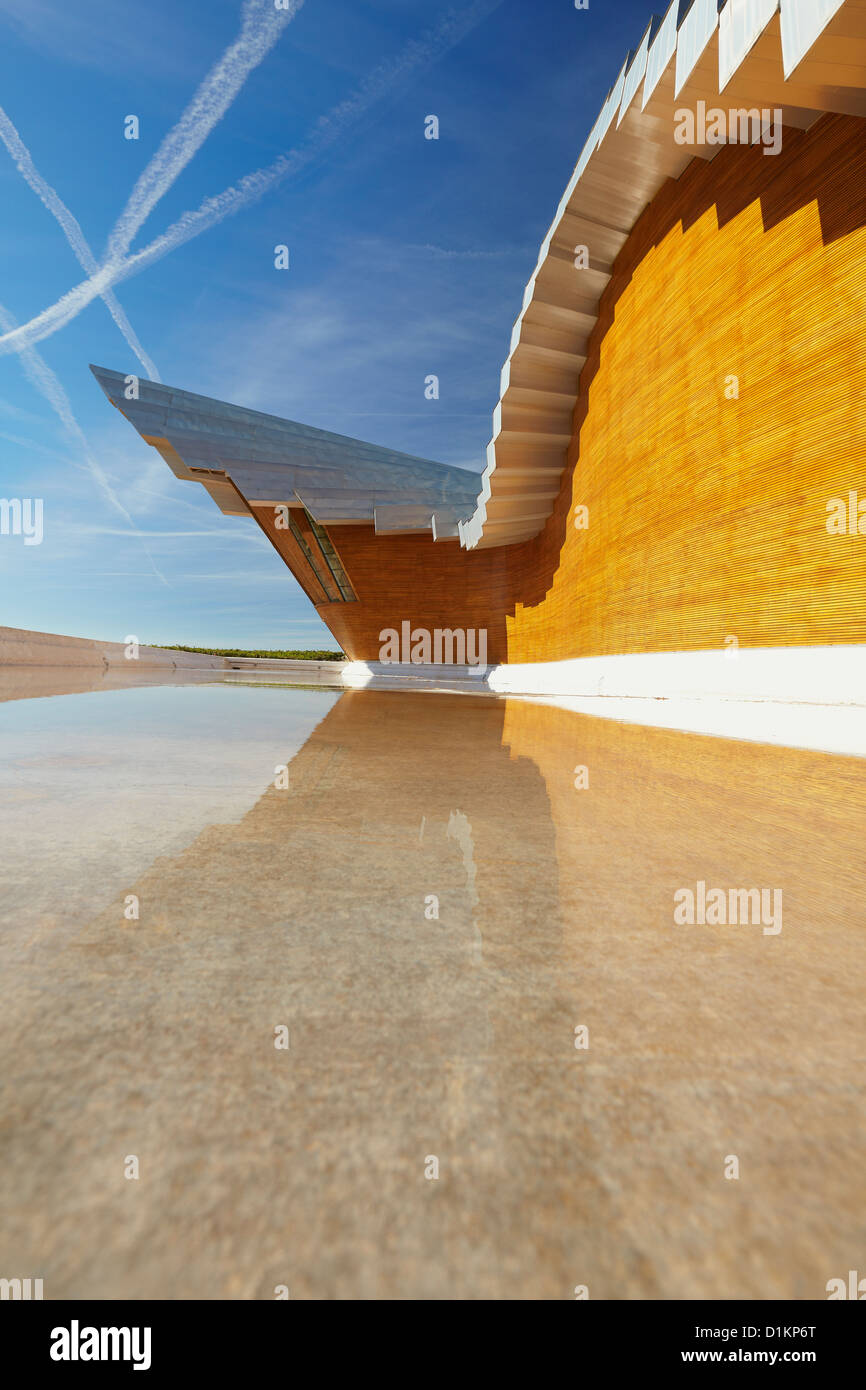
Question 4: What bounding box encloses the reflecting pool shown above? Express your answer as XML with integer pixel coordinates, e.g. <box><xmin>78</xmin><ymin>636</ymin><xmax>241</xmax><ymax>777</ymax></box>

<box><xmin>1</xmin><ymin>674</ymin><xmax>863</xmax><ymax>1299</ymax></box>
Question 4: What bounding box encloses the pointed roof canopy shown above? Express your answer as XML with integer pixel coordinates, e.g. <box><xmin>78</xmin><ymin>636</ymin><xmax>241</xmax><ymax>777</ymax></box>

<box><xmin>90</xmin><ymin>365</ymin><xmax>481</xmax><ymax>539</ymax></box>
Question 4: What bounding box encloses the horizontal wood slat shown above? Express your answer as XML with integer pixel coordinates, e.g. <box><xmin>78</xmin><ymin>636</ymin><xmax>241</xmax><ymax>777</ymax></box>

<box><xmin>310</xmin><ymin>115</ymin><xmax>866</xmax><ymax>665</ymax></box>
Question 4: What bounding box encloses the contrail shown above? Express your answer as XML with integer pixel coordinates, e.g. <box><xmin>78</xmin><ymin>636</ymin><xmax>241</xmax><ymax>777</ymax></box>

<box><xmin>0</xmin><ymin>302</ymin><xmax>168</xmax><ymax>584</ymax></box>
<box><xmin>105</xmin><ymin>0</ymin><xmax>304</xmax><ymax>263</ymax></box>
<box><xmin>0</xmin><ymin>0</ymin><xmax>303</xmax><ymax>363</ymax></box>
<box><xmin>0</xmin><ymin>105</ymin><xmax>161</xmax><ymax>381</ymax></box>
<box><xmin>123</xmin><ymin>0</ymin><xmax>506</xmax><ymax>260</ymax></box>
<box><xmin>0</xmin><ymin>0</ymin><xmax>502</xmax><ymax>359</ymax></box>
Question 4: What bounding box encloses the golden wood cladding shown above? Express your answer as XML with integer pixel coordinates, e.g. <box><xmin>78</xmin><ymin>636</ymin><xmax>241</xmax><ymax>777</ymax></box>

<box><xmin>506</xmin><ymin>113</ymin><xmax>866</xmax><ymax>661</ymax></box>
<box><xmin>313</xmin><ymin>114</ymin><xmax>866</xmax><ymax>664</ymax></box>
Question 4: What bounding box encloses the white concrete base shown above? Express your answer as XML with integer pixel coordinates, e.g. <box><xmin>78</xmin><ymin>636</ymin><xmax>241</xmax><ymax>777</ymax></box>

<box><xmin>514</xmin><ymin>693</ymin><xmax>866</xmax><ymax>759</ymax></box>
<box><xmin>485</xmin><ymin>646</ymin><xmax>866</xmax><ymax>705</ymax></box>
<box><xmin>341</xmin><ymin>661</ymin><xmax>490</xmax><ymax>691</ymax></box>
<box><xmin>341</xmin><ymin>648</ymin><xmax>866</xmax><ymax>757</ymax></box>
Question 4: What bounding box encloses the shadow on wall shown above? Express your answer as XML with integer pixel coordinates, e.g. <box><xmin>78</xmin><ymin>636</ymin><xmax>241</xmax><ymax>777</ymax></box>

<box><xmin>507</xmin><ymin>112</ymin><xmax>866</xmax><ymax>657</ymax></box>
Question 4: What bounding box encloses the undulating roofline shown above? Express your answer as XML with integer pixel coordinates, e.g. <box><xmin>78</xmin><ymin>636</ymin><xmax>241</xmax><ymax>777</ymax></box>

<box><xmin>91</xmin><ymin>2</ymin><xmax>865</xmax><ymax>555</ymax></box>
<box><xmin>458</xmin><ymin>0</ymin><xmax>866</xmax><ymax>549</ymax></box>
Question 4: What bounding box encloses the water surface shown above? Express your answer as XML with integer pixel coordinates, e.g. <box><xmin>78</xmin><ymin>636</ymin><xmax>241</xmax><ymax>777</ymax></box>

<box><xmin>1</xmin><ymin>676</ymin><xmax>863</xmax><ymax>1299</ymax></box>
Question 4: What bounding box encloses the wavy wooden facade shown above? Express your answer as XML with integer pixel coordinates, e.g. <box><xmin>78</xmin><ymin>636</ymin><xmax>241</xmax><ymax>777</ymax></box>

<box><xmin>93</xmin><ymin>3</ymin><xmax>866</xmax><ymax>673</ymax></box>
<box><xmin>312</xmin><ymin>112</ymin><xmax>866</xmax><ymax>663</ymax></box>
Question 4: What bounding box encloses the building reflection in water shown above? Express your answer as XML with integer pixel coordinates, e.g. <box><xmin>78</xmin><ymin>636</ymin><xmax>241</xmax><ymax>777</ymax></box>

<box><xmin>1</xmin><ymin>682</ymin><xmax>863</xmax><ymax>1299</ymax></box>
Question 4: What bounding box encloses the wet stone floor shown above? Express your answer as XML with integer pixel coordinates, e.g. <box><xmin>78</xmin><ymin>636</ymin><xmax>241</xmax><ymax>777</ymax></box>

<box><xmin>0</xmin><ymin>674</ymin><xmax>863</xmax><ymax>1299</ymax></box>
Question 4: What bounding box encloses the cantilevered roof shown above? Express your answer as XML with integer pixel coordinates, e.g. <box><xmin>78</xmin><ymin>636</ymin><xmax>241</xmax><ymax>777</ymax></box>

<box><xmin>90</xmin><ymin>365</ymin><xmax>480</xmax><ymax>540</ymax></box>
<box><xmin>91</xmin><ymin>2</ymin><xmax>866</xmax><ymax>555</ymax></box>
<box><xmin>459</xmin><ymin>0</ymin><xmax>866</xmax><ymax>549</ymax></box>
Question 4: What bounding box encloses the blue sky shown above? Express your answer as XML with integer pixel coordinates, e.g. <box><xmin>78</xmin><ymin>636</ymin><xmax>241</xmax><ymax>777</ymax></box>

<box><xmin>0</xmin><ymin>0</ymin><xmax>652</xmax><ymax>650</ymax></box>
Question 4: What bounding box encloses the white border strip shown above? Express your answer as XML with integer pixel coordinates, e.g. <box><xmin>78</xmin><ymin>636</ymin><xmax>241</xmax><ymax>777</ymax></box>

<box><xmin>675</xmin><ymin>0</ymin><xmax>719</xmax><ymax>98</ymax></box>
<box><xmin>618</xmin><ymin>22</ymin><xmax>654</xmax><ymax>126</ymax></box>
<box><xmin>780</xmin><ymin>0</ymin><xmax>846</xmax><ymax>78</ymax></box>
<box><xmin>342</xmin><ymin>647</ymin><xmax>866</xmax><ymax>757</ymax></box>
<box><xmin>643</xmin><ymin>0</ymin><xmax>681</xmax><ymax>107</ymax></box>
<box><xmin>486</xmin><ymin>646</ymin><xmax>866</xmax><ymax>704</ymax></box>
<box><xmin>719</xmin><ymin>0</ymin><xmax>779</xmax><ymax>93</ymax></box>
<box><xmin>513</xmin><ymin>691</ymin><xmax>866</xmax><ymax>758</ymax></box>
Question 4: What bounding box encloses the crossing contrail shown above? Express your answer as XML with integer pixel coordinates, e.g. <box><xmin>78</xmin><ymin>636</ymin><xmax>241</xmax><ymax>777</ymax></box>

<box><xmin>104</xmin><ymin>0</ymin><xmax>304</xmax><ymax>263</ymax></box>
<box><xmin>0</xmin><ymin>105</ymin><xmax>161</xmax><ymax>381</ymax></box>
<box><xmin>0</xmin><ymin>0</ymin><xmax>304</xmax><ymax>364</ymax></box>
<box><xmin>0</xmin><ymin>302</ymin><xmax>168</xmax><ymax>584</ymax></box>
<box><xmin>0</xmin><ymin>0</ymin><xmax>501</xmax><ymax>360</ymax></box>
